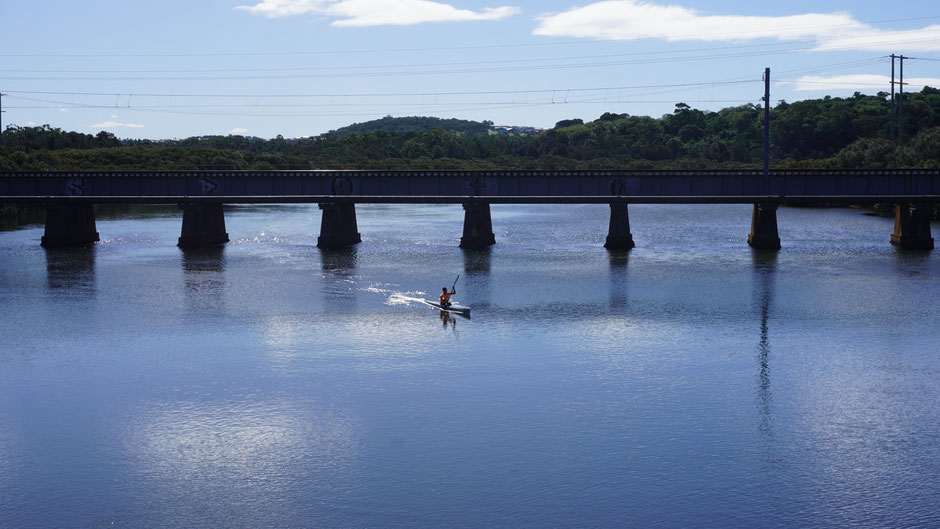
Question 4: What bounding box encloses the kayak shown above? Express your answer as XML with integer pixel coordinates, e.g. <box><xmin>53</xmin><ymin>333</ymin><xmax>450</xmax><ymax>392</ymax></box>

<box><xmin>423</xmin><ymin>299</ymin><xmax>471</xmax><ymax>315</ymax></box>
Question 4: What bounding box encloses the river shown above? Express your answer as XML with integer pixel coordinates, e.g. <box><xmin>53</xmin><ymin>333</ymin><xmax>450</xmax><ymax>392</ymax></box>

<box><xmin>1</xmin><ymin>203</ymin><xmax>938</xmax><ymax>528</ymax></box>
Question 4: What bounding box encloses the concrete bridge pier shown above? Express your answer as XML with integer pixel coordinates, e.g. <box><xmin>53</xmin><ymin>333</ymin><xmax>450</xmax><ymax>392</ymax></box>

<box><xmin>604</xmin><ymin>203</ymin><xmax>635</xmax><ymax>250</ymax></box>
<box><xmin>178</xmin><ymin>203</ymin><xmax>229</xmax><ymax>248</ymax></box>
<box><xmin>41</xmin><ymin>204</ymin><xmax>100</xmax><ymax>248</ymax></box>
<box><xmin>460</xmin><ymin>203</ymin><xmax>496</xmax><ymax>249</ymax></box>
<box><xmin>318</xmin><ymin>202</ymin><xmax>361</xmax><ymax>249</ymax></box>
<box><xmin>891</xmin><ymin>204</ymin><xmax>934</xmax><ymax>250</ymax></box>
<box><xmin>747</xmin><ymin>204</ymin><xmax>781</xmax><ymax>250</ymax></box>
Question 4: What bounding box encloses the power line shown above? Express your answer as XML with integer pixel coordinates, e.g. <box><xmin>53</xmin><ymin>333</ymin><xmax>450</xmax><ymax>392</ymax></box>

<box><xmin>3</xmin><ymin>85</ymin><xmax>760</xmax><ymax>118</ymax></box>
<box><xmin>5</xmin><ymin>39</ymin><xmax>883</xmax><ymax>77</ymax></box>
<box><xmin>0</xmin><ymin>58</ymin><xmax>777</xmax><ymax>82</ymax></box>
<box><xmin>6</xmin><ymin>98</ymin><xmax>755</xmax><ymax>110</ymax></box>
<box><xmin>775</xmin><ymin>80</ymin><xmax>896</xmax><ymax>87</ymax></box>
<box><xmin>2</xmin><ymin>14</ymin><xmax>938</xmax><ymax>58</ymax></box>
<box><xmin>0</xmin><ymin>48</ymin><xmax>905</xmax><ymax>80</ymax></box>
<box><xmin>0</xmin><ymin>53</ymin><xmax>918</xmax><ymax>123</ymax></box>
<box><xmin>2</xmin><ymin>35</ymin><xmax>931</xmax><ymax>84</ymax></box>
<box><xmin>0</xmin><ymin>79</ymin><xmax>761</xmax><ymax>100</ymax></box>
<box><xmin>0</xmin><ymin>46</ymin><xmax>922</xmax><ymax>82</ymax></box>
<box><xmin>2</xmin><ymin>57</ymin><xmax>898</xmax><ymax>118</ymax></box>
<box><xmin>773</xmin><ymin>57</ymin><xmax>889</xmax><ymax>77</ymax></box>
<box><xmin>0</xmin><ymin>42</ymin><xmax>821</xmax><ymax>74</ymax></box>
<box><xmin>87</xmin><ymin>99</ymin><xmax>760</xmax><ymax>119</ymax></box>
<box><xmin>7</xmin><ymin>100</ymin><xmax>754</xmax><ymax>110</ymax></box>
<box><xmin>1</xmin><ymin>55</ymin><xmax>906</xmax><ymax>120</ymax></box>
<box><xmin>4</xmin><ymin>90</ymin><xmax>756</xmax><ymax>115</ymax></box>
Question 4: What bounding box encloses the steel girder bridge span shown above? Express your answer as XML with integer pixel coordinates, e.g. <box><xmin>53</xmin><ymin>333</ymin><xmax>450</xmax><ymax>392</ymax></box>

<box><xmin>1</xmin><ymin>169</ymin><xmax>937</xmax><ymax>251</ymax></box>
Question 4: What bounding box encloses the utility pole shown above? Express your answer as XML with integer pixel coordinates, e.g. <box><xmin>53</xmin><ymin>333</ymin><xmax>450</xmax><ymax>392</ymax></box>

<box><xmin>898</xmin><ymin>54</ymin><xmax>907</xmax><ymax>141</ymax></box>
<box><xmin>0</xmin><ymin>92</ymin><xmax>5</xmax><ymax>146</ymax></box>
<box><xmin>763</xmin><ymin>67</ymin><xmax>770</xmax><ymax>194</ymax></box>
<box><xmin>889</xmin><ymin>54</ymin><xmax>908</xmax><ymax>140</ymax></box>
<box><xmin>890</xmin><ymin>54</ymin><xmax>896</xmax><ymax>138</ymax></box>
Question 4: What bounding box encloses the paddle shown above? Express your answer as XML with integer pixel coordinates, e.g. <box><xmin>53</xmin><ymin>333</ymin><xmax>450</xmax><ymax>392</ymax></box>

<box><xmin>451</xmin><ymin>274</ymin><xmax>460</xmax><ymax>291</ymax></box>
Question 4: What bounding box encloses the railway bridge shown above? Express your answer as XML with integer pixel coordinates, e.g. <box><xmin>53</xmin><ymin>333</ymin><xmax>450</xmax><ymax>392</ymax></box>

<box><xmin>1</xmin><ymin>169</ymin><xmax>937</xmax><ymax>250</ymax></box>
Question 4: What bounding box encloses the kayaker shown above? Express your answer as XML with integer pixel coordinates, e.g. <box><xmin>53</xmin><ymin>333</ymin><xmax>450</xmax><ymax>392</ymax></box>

<box><xmin>440</xmin><ymin>287</ymin><xmax>455</xmax><ymax>307</ymax></box>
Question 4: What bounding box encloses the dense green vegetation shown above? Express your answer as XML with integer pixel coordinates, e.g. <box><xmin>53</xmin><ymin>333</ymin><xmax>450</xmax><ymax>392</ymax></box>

<box><xmin>327</xmin><ymin>115</ymin><xmax>494</xmax><ymax>137</ymax></box>
<box><xmin>3</xmin><ymin>89</ymin><xmax>939</xmax><ymax>173</ymax></box>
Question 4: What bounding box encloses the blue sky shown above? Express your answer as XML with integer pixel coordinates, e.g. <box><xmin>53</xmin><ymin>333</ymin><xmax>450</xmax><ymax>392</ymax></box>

<box><xmin>1</xmin><ymin>0</ymin><xmax>938</xmax><ymax>139</ymax></box>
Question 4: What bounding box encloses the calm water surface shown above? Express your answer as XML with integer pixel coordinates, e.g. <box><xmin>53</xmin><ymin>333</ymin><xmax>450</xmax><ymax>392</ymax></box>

<box><xmin>1</xmin><ymin>204</ymin><xmax>938</xmax><ymax>528</ymax></box>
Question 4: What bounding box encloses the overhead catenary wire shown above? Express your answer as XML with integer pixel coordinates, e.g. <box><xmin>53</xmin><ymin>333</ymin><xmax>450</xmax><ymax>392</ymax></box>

<box><xmin>69</xmin><ymin>99</ymin><xmax>763</xmax><ymax>118</ymax></box>
<box><xmin>4</xmin><ymin>91</ymin><xmax>758</xmax><ymax>117</ymax></box>
<box><xmin>2</xmin><ymin>56</ymin><xmax>902</xmax><ymax>119</ymax></box>
<box><xmin>2</xmin><ymin>13</ymin><xmax>939</xmax><ymax>58</ymax></box>
<box><xmin>0</xmin><ymin>79</ymin><xmax>762</xmax><ymax>100</ymax></box>
<box><xmin>3</xmin><ymin>78</ymin><xmax>761</xmax><ymax>118</ymax></box>
<box><xmin>0</xmin><ymin>43</ymin><xmax>823</xmax><ymax>74</ymax></box>
<box><xmin>0</xmin><ymin>40</ymin><xmax>892</xmax><ymax>76</ymax></box>
<box><xmin>0</xmin><ymin>41</ymin><xmax>933</xmax><ymax>82</ymax></box>
<box><xmin>2</xmin><ymin>57</ymin><xmax>891</xmax><ymax>114</ymax></box>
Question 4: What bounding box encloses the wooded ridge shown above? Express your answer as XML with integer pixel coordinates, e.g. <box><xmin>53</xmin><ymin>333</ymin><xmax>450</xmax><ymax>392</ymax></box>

<box><xmin>1</xmin><ymin>89</ymin><xmax>938</xmax><ymax>173</ymax></box>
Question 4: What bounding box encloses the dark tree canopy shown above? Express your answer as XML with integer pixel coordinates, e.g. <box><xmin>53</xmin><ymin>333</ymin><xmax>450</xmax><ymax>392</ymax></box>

<box><xmin>2</xmin><ymin>88</ymin><xmax>940</xmax><ymax>172</ymax></box>
<box><xmin>327</xmin><ymin>116</ymin><xmax>492</xmax><ymax>137</ymax></box>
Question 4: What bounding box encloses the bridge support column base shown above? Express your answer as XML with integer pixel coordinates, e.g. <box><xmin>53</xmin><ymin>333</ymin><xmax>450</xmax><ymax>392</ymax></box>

<box><xmin>748</xmin><ymin>204</ymin><xmax>781</xmax><ymax>250</ymax></box>
<box><xmin>891</xmin><ymin>204</ymin><xmax>934</xmax><ymax>250</ymax></box>
<box><xmin>318</xmin><ymin>203</ymin><xmax>361</xmax><ymax>249</ymax></box>
<box><xmin>41</xmin><ymin>204</ymin><xmax>99</xmax><ymax>248</ymax></box>
<box><xmin>604</xmin><ymin>203</ymin><xmax>635</xmax><ymax>250</ymax></box>
<box><xmin>460</xmin><ymin>203</ymin><xmax>496</xmax><ymax>249</ymax></box>
<box><xmin>178</xmin><ymin>204</ymin><xmax>229</xmax><ymax>248</ymax></box>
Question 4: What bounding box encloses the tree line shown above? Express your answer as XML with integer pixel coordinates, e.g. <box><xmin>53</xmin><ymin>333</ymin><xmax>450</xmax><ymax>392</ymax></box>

<box><xmin>1</xmin><ymin>88</ymin><xmax>939</xmax><ymax>173</ymax></box>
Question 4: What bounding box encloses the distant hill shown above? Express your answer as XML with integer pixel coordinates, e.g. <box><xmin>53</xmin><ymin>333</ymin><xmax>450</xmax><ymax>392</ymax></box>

<box><xmin>328</xmin><ymin>115</ymin><xmax>493</xmax><ymax>136</ymax></box>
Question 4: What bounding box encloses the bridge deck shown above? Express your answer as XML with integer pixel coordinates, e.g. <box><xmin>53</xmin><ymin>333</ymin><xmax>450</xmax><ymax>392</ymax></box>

<box><xmin>1</xmin><ymin>169</ymin><xmax>938</xmax><ymax>203</ymax></box>
<box><xmin>3</xmin><ymin>195</ymin><xmax>939</xmax><ymax>205</ymax></box>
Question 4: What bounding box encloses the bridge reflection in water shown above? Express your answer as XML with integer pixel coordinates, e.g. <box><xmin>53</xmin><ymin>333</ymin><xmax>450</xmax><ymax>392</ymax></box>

<box><xmin>752</xmin><ymin>250</ymin><xmax>777</xmax><ymax>446</ymax></box>
<box><xmin>1</xmin><ymin>169</ymin><xmax>936</xmax><ymax>251</ymax></box>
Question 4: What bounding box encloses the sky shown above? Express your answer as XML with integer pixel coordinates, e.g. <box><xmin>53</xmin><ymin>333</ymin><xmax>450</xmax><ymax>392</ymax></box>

<box><xmin>1</xmin><ymin>0</ymin><xmax>939</xmax><ymax>139</ymax></box>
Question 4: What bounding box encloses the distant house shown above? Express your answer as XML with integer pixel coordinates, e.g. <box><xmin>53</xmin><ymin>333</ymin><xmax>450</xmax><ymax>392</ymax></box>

<box><xmin>490</xmin><ymin>125</ymin><xmax>546</xmax><ymax>135</ymax></box>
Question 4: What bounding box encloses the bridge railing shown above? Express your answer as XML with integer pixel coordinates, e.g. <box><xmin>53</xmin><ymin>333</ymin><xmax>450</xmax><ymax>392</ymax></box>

<box><xmin>2</xmin><ymin>169</ymin><xmax>939</xmax><ymax>202</ymax></box>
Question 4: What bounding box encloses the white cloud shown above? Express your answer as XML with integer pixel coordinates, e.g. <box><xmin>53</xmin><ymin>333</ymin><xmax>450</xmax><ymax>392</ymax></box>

<box><xmin>111</xmin><ymin>114</ymin><xmax>118</xmax><ymax>119</ymax></box>
<box><xmin>813</xmin><ymin>26</ymin><xmax>940</xmax><ymax>52</ymax></box>
<box><xmin>786</xmin><ymin>74</ymin><xmax>940</xmax><ymax>92</ymax></box>
<box><xmin>25</xmin><ymin>121</ymin><xmax>36</xmax><ymax>126</ymax></box>
<box><xmin>90</xmin><ymin>121</ymin><xmax>144</xmax><ymax>129</ymax></box>
<box><xmin>230</xmin><ymin>128</ymin><xmax>249</xmax><ymax>134</ymax></box>
<box><xmin>236</xmin><ymin>0</ymin><xmax>519</xmax><ymax>26</ymax></box>
<box><xmin>533</xmin><ymin>1</ymin><xmax>940</xmax><ymax>51</ymax></box>
<box><xmin>236</xmin><ymin>0</ymin><xmax>330</xmax><ymax>17</ymax></box>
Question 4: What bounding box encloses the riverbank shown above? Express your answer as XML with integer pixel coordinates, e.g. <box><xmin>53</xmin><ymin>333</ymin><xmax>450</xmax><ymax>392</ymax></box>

<box><xmin>0</xmin><ymin>204</ymin><xmax>45</xmax><ymax>230</ymax></box>
<box><xmin>870</xmin><ymin>203</ymin><xmax>940</xmax><ymax>220</ymax></box>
